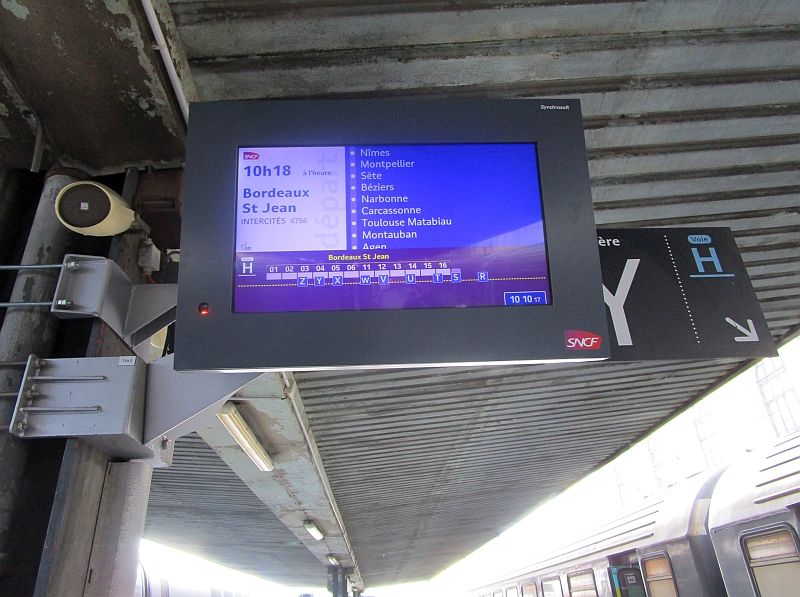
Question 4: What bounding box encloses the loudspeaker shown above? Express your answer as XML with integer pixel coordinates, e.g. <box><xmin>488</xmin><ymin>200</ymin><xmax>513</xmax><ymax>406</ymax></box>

<box><xmin>55</xmin><ymin>181</ymin><xmax>136</xmax><ymax>236</ymax></box>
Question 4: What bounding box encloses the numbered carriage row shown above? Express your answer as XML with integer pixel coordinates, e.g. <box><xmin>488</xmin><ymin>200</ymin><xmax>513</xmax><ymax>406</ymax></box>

<box><xmin>261</xmin><ymin>267</ymin><xmax>460</xmax><ymax>280</ymax></box>
<box><xmin>249</xmin><ymin>261</ymin><xmax>454</xmax><ymax>273</ymax></box>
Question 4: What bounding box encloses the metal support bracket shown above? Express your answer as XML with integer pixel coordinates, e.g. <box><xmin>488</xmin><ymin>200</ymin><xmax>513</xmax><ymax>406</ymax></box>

<box><xmin>7</xmin><ymin>353</ymin><xmax>261</xmax><ymax>467</ymax></box>
<box><xmin>50</xmin><ymin>254</ymin><xmax>177</xmax><ymax>359</ymax></box>
<box><xmin>8</xmin><ymin>354</ymin><xmax>152</xmax><ymax>459</ymax></box>
<box><xmin>5</xmin><ymin>255</ymin><xmax>262</xmax><ymax>466</ymax></box>
<box><xmin>143</xmin><ymin>354</ymin><xmax>261</xmax><ymax>446</ymax></box>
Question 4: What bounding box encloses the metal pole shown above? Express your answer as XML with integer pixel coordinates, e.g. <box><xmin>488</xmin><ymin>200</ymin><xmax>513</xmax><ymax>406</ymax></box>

<box><xmin>0</xmin><ymin>302</ymin><xmax>53</xmax><ymax>308</ymax></box>
<box><xmin>0</xmin><ymin>172</ymin><xmax>77</xmax><ymax>592</ymax></box>
<box><xmin>0</xmin><ymin>264</ymin><xmax>63</xmax><ymax>271</ymax></box>
<box><xmin>328</xmin><ymin>566</ymin><xmax>340</xmax><ymax>597</ymax></box>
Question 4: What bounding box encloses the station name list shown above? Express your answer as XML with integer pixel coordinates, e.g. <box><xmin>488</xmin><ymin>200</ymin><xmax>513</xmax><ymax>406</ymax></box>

<box><xmin>351</xmin><ymin>147</ymin><xmax>453</xmax><ymax>250</ymax></box>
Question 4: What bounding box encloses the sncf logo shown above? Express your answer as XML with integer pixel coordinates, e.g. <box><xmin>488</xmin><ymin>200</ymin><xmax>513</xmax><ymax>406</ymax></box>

<box><xmin>242</xmin><ymin>152</ymin><xmax>259</xmax><ymax>160</ymax></box>
<box><xmin>564</xmin><ymin>330</ymin><xmax>603</xmax><ymax>350</ymax></box>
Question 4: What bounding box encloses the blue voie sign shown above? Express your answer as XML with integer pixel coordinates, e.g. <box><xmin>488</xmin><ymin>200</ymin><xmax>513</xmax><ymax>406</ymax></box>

<box><xmin>598</xmin><ymin>227</ymin><xmax>776</xmax><ymax>360</ymax></box>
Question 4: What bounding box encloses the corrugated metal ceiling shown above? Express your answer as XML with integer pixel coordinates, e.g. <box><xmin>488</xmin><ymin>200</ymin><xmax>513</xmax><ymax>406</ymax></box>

<box><xmin>295</xmin><ymin>360</ymin><xmax>745</xmax><ymax>584</ymax></box>
<box><xmin>144</xmin><ymin>0</ymin><xmax>800</xmax><ymax>587</ymax></box>
<box><xmin>145</xmin><ymin>434</ymin><xmax>328</xmax><ymax>585</ymax></box>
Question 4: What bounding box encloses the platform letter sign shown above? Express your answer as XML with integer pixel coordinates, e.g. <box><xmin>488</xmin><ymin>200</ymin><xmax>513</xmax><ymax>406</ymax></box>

<box><xmin>598</xmin><ymin>228</ymin><xmax>776</xmax><ymax>361</ymax></box>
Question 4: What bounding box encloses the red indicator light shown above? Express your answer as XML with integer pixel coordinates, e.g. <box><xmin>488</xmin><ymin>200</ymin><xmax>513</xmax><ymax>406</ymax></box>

<box><xmin>198</xmin><ymin>302</ymin><xmax>210</xmax><ymax>316</ymax></box>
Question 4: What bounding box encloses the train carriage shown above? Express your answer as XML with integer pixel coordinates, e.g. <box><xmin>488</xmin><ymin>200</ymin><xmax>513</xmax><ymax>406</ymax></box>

<box><xmin>469</xmin><ymin>431</ymin><xmax>800</xmax><ymax>597</ymax></box>
<box><xmin>708</xmin><ymin>430</ymin><xmax>800</xmax><ymax>597</ymax></box>
<box><xmin>470</xmin><ymin>469</ymin><xmax>725</xmax><ymax>597</ymax></box>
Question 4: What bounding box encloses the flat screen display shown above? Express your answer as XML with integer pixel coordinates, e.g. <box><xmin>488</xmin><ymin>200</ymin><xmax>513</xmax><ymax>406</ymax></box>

<box><xmin>176</xmin><ymin>98</ymin><xmax>610</xmax><ymax>371</ymax></box>
<box><xmin>233</xmin><ymin>143</ymin><xmax>551</xmax><ymax>313</ymax></box>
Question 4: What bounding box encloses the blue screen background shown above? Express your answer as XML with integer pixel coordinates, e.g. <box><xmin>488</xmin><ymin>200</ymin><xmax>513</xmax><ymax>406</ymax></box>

<box><xmin>352</xmin><ymin>143</ymin><xmax>544</xmax><ymax>249</ymax></box>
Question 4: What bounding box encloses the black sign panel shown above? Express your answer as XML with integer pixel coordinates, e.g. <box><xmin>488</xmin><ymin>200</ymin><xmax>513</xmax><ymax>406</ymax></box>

<box><xmin>598</xmin><ymin>228</ymin><xmax>776</xmax><ymax>360</ymax></box>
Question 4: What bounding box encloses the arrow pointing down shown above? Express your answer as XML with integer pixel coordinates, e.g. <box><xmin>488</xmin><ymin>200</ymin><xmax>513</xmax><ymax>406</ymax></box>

<box><xmin>725</xmin><ymin>317</ymin><xmax>759</xmax><ymax>342</ymax></box>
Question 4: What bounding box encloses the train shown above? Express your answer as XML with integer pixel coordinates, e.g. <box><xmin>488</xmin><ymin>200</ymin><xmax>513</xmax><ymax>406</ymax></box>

<box><xmin>468</xmin><ymin>430</ymin><xmax>800</xmax><ymax>597</ymax></box>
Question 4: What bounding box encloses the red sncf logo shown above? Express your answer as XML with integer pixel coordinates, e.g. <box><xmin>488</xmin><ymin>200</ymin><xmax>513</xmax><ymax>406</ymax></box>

<box><xmin>242</xmin><ymin>152</ymin><xmax>259</xmax><ymax>160</ymax></box>
<box><xmin>564</xmin><ymin>330</ymin><xmax>603</xmax><ymax>350</ymax></box>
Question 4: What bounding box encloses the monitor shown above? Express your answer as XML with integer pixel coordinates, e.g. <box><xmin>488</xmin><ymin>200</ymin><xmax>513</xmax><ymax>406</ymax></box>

<box><xmin>176</xmin><ymin>99</ymin><xmax>609</xmax><ymax>370</ymax></box>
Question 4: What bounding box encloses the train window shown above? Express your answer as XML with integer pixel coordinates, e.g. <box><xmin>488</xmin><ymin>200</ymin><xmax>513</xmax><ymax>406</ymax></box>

<box><xmin>541</xmin><ymin>577</ymin><xmax>563</xmax><ymax>597</ymax></box>
<box><xmin>743</xmin><ymin>528</ymin><xmax>800</xmax><ymax>597</ymax></box>
<box><xmin>506</xmin><ymin>587</ymin><xmax>520</xmax><ymax>597</ymax></box>
<box><xmin>493</xmin><ymin>591</ymin><xmax>504</xmax><ymax>597</ymax></box>
<box><xmin>642</xmin><ymin>555</ymin><xmax>678</xmax><ymax>597</ymax></box>
<box><xmin>567</xmin><ymin>570</ymin><xmax>598</xmax><ymax>597</ymax></box>
<box><xmin>522</xmin><ymin>582</ymin><xmax>539</xmax><ymax>597</ymax></box>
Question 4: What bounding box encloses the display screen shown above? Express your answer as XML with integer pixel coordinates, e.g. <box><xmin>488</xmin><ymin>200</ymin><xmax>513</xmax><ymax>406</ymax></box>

<box><xmin>233</xmin><ymin>144</ymin><xmax>551</xmax><ymax>313</ymax></box>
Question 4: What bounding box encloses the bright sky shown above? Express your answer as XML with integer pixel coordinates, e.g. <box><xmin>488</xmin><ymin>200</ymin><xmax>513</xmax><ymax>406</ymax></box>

<box><xmin>141</xmin><ymin>334</ymin><xmax>800</xmax><ymax>597</ymax></box>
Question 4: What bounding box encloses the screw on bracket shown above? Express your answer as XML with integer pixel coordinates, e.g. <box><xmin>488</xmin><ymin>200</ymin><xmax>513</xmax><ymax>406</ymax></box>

<box><xmin>15</xmin><ymin>412</ymin><xmax>29</xmax><ymax>436</ymax></box>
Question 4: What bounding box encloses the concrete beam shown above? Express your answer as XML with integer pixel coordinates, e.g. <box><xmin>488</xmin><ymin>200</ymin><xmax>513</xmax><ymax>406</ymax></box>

<box><xmin>594</xmin><ymin>191</ymin><xmax>800</xmax><ymax>225</ymax></box>
<box><xmin>196</xmin><ymin>372</ymin><xmax>364</xmax><ymax>591</ymax></box>
<box><xmin>558</xmin><ymin>80</ymin><xmax>800</xmax><ymax>119</ymax></box>
<box><xmin>190</xmin><ymin>35</ymin><xmax>800</xmax><ymax>100</ymax></box>
<box><xmin>31</xmin><ymin>440</ymin><xmax>108</xmax><ymax>597</ymax></box>
<box><xmin>585</xmin><ymin>115</ymin><xmax>800</xmax><ymax>151</ymax></box>
<box><xmin>592</xmin><ymin>170</ymin><xmax>800</xmax><ymax>204</ymax></box>
<box><xmin>173</xmin><ymin>0</ymin><xmax>800</xmax><ymax>57</ymax></box>
<box><xmin>0</xmin><ymin>64</ymin><xmax>37</xmax><ymax>169</ymax></box>
<box><xmin>0</xmin><ymin>0</ymin><xmax>188</xmax><ymax>174</ymax></box>
<box><xmin>82</xmin><ymin>462</ymin><xmax>152</xmax><ymax>597</ymax></box>
<box><xmin>147</xmin><ymin>0</ymin><xmax>200</xmax><ymax>107</ymax></box>
<box><xmin>589</xmin><ymin>144</ymin><xmax>800</xmax><ymax>178</ymax></box>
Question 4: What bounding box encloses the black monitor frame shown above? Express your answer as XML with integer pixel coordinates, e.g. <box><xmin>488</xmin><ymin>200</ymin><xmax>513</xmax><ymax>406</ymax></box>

<box><xmin>175</xmin><ymin>99</ymin><xmax>609</xmax><ymax>371</ymax></box>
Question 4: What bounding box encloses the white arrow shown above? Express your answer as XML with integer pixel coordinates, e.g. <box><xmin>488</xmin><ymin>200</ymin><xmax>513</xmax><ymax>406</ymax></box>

<box><xmin>725</xmin><ymin>317</ymin><xmax>759</xmax><ymax>342</ymax></box>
